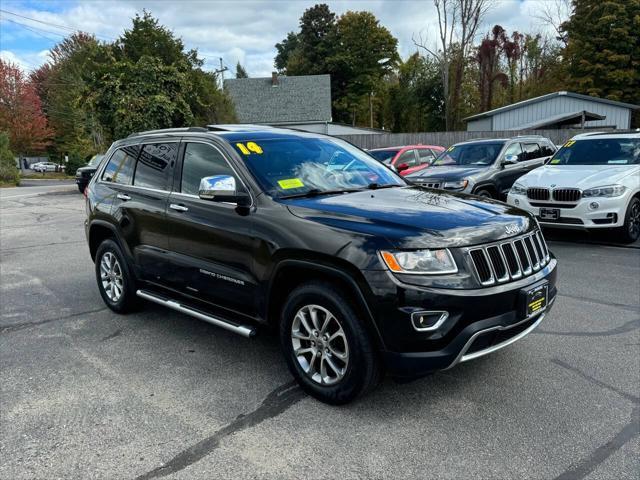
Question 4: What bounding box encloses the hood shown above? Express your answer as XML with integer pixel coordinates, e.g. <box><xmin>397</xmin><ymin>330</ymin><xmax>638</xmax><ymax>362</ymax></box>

<box><xmin>407</xmin><ymin>165</ymin><xmax>488</xmax><ymax>181</ymax></box>
<box><xmin>283</xmin><ymin>186</ymin><xmax>534</xmax><ymax>249</ymax></box>
<box><xmin>519</xmin><ymin>164</ymin><xmax>640</xmax><ymax>189</ymax></box>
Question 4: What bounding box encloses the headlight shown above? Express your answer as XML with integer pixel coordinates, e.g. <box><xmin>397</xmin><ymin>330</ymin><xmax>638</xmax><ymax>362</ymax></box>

<box><xmin>443</xmin><ymin>180</ymin><xmax>468</xmax><ymax>190</ymax></box>
<box><xmin>380</xmin><ymin>249</ymin><xmax>458</xmax><ymax>274</ymax></box>
<box><xmin>510</xmin><ymin>182</ymin><xmax>527</xmax><ymax>195</ymax></box>
<box><xmin>582</xmin><ymin>185</ymin><xmax>626</xmax><ymax>198</ymax></box>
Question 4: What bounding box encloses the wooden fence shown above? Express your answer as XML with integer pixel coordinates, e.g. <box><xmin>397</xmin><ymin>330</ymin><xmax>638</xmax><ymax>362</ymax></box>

<box><xmin>337</xmin><ymin>129</ymin><xmax>621</xmax><ymax>149</ymax></box>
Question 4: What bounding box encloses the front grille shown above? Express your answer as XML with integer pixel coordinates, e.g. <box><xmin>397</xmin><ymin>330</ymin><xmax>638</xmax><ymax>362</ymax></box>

<box><xmin>467</xmin><ymin>230</ymin><xmax>550</xmax><ymax>286</ymax></box>
<box><xmin>552</xmin><ymin>188</ymin><xmax>581</xmax><ymax>202</ymax></box>
<box><xmin>527</xmin><ymin>188</ymin><xmax>550</xmax><ymax>201</ymax></box>
<box><xmin>530</xmin><ymin>202</ymin><xmax>577</xmax><ymax>209</ymax></box>
<box><xmin>417</xmin><ymin>181</ymin><xmax>442</xmax><ymax>189</ymax></box>
<box><xmin>536</xmin><ymin>216</ymin><xmax>584</xmax><ymax>225</ymax></box>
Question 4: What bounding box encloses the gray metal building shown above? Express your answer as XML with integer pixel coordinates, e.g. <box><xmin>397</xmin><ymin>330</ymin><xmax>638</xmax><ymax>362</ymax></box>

<box><xmin>224</xmin><ymin>73</ymin><xmax>382</xmax><ymax>135</ymax></box>
<box><xmin>465</xmin><ymin>91</ymin><xmax>638</xmax><ymax>131</ymax></box>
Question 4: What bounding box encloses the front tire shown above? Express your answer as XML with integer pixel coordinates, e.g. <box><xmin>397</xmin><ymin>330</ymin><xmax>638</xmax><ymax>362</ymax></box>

<box><xmin>616</xmin><ymin>197</ymin><xmax>640</xmax><ymax>244</ymax></box>
<box><xmin>280</xmin><ymin>282</ymin><xmax>380</xmax><ymax>404</ymax></box>
<box><xmin>95</xmin><ymin>239</ymin><xmax>139</xmax><ymax>313</ymax></box>
<box><xmin>475</xmin><ymin>188</ymin><xmax>493</xmax><ymax>199</ymax></box>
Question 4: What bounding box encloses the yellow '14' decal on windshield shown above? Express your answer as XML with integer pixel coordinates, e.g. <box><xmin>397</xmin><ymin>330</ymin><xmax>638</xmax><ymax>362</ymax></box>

<box><xmin>563</xmin><ymin>140</ymin><xmax>576</xmax><ymax>147</ymax></box>
<box><xmin>236</xmin><ymin>142</ymin><xmax>263</xmax><ymax>155</ymax></box>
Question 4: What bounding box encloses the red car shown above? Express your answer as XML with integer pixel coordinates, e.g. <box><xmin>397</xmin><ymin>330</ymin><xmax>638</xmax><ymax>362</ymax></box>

<box><xmin>368</xmin><ymin>145</ymin><xmax>446</xmax><ymax>176</ymax></box>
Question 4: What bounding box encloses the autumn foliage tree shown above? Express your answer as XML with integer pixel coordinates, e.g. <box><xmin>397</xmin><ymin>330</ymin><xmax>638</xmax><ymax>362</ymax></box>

<box><xmin>0</xmin><ymin>59</ymin><xmax>52</xmax><ymax>156</ymax></box>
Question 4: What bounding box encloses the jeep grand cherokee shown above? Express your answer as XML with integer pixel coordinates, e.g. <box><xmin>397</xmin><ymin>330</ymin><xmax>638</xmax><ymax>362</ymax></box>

<box><xmin>84</xmin><ymin>125</ymin><xmax>558</xmax><ymax>404</ymax></box>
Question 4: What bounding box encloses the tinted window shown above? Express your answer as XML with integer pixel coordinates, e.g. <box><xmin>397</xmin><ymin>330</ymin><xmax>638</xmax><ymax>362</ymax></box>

<box><xmin>134</xmin><ymin>143</ymin><xmax>177</xmax><ymax>190</ymax></box>
<box><xmin>523</xmin><ymin>143</ymin><xmax>542</xmax><ymax>160</ymax></box>
<box><xmin>181</xmin><ymin>143</ymin><xmax>236</xmax><ymax>195</ymax></box>
<box><xmin>101</xmin><ymin>146</ymin><xmax>138</xmax><ymax>184</ymax></box>
<box><xmin>540</xmin><ymin>144</ymin><xmax>555</xmax><ymax>157</ymax></box>
<box><xmin>418</xmin><ymin>149</ymin><xmax>435</xmax><ymax>163</ymax></box>
<box><xmin>397</xmin><ymin>149</ymin><xmax>417</xmax><ymax>166</ymax></box>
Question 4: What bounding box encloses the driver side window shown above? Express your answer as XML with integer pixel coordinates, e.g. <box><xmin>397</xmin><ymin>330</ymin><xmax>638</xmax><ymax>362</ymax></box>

<box><xmin>181</xmin><ymin>143</ymin><xmax>237</xmax><ymax>195</ymax></box>
<box><xmin>504</xmin><ymin>143</ymin><xmax>524</xmax><ymax>162</ymax></box>
<box><xmin>396</xmin><ymin>149</ymin><xmax>417</xmax><ymax>167</ymax></box>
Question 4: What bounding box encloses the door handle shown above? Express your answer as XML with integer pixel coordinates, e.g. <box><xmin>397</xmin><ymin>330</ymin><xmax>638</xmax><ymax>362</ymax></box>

<box><xmin>117</xmin><ymin>193</ymin><xmax>131</xmax><ymax>201</ymax></box>
<box><xmin>170</xmin><ymin>203</ymin><xmax>189</xmax><ymax>212</ymax></box>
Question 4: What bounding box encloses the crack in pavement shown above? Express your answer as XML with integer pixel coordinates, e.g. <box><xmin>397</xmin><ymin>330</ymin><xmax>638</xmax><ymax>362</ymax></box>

<box><xmin>536</xmin><ymin>317</ymin><xmax>640</xmax><ymax>338</ymax></box>
<box><xmin>0</xmin><ymin>307</ymin><xmax>108</xmax><ymax>334</ymax></box>
<box><xmin>135</xmin><ymin>381</ymin><xmax>305</xmax><ymax>480</ymax></box>
<box><xmin>552</xmin><ymin>359</ymin><xmax>639</xmax><ymax>480</ymax></box>
<box><xmin>0</xmin><ymin>240</ymin><xmax>85</xmax><ymax>253</ymax></box>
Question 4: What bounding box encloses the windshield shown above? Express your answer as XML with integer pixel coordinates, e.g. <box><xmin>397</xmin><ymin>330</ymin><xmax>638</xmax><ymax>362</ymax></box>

<box><xmin>231</xmin><ymin>137</ymin><xmax>405</xmax><ymax>198</ymax></box>
<box><xmin>432</xmin><ymin>142</ymin><xmax>505</xmax><ymax>167</ymax></box>
<box><xmin>369</xmin><ymin>149</ymin><xmax>400</xmax><ymax>164</ymax></box>
<box><xmin>549</xmin><ymin>138</ymin><xmax>640</xmax><ymax>165</ymax></box>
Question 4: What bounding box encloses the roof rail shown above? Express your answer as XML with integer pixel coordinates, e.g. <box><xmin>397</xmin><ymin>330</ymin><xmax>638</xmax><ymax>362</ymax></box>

<box><xmin>127</xmin><ymin>127</ymin><xmax>208</xmax><ymax>138</ymax></box>
<box><xmin>513</xmin><ymin>134</ymin><xmax>546</xmax><ymax>138</ymax></box>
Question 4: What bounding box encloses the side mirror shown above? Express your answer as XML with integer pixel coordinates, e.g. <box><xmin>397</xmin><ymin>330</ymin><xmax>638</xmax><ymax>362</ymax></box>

<box><xmin>198</xmin><ymin>175</ymin><xmax>250</xmax><ymax>205</ymax></box>
<box><xmin>502</xmin><ymin>155</ymin><xmax>518</xmax><ymax>166</ymax></box>
<box><xmin>396</xmin><ymin>162</ymin><xmax>409</xmax><ymax>172</ymax></box>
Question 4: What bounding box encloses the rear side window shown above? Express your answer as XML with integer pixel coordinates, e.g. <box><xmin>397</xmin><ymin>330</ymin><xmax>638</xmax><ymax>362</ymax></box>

<box><xmin>540</xmin><ymin>144</ymin><xmax>555</xmax><ymax>157</ymax></box>
<box><xmin>101</xmin><ymin>146</ymin><xmax>138</xmax><ymax>184</ymax></box>
<box><xmin>181</xmin><ymin>143</ymin><xmax>236</xmax><ymax>195</ymax></box>
<box><xmin>134</xmin><ymin>143</ymin><xmax>178</xmax><ymax>190</ymax></box>
<box><xmin>523</xmin><ymin>143</ymin><xmax>542</xmax><ymax>160</ymax></box>
<box><xmin>504</xmin><ymin>142</ymin><xmax>524</xmax><ymax>161</ymax></box>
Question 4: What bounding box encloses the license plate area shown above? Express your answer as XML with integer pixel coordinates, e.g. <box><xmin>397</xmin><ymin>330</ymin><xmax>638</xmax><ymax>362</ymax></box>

<box><xmin>539</xmin><ymin>208</ymin><xmax>560</xmax><ymax>220</ymax></box>
<box><xmin>519</xmin><ymin>283</ymin><xmax>548</xmax><ymax>319</ymax></box>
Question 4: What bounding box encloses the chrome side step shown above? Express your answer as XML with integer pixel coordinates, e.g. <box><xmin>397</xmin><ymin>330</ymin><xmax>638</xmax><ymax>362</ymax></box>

<box><xmin>136</xmin><ymin>289</ymin><xmax>256</xmax><ymax>338</ymax></box>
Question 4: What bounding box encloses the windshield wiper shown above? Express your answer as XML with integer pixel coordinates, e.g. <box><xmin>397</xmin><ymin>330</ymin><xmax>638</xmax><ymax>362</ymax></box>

<box><xmin>280</xmin><ymin>188</ymin><xmax>361</xmax><ymax>199</ymax></box>
<box><xmin>365</xmin><ymin>183</ymin><xmax>399</xmax><ymax>190</ymax></box>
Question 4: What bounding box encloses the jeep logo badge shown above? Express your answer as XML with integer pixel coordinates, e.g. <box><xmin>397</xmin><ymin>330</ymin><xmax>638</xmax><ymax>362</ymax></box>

<box><xmin>505</xmin><ymin>224</ymin><xmax>521</xmax><ymax>235</ymax></box>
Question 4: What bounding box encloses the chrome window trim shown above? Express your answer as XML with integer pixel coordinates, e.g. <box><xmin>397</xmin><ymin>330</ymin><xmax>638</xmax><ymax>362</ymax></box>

<box><xmin>411</xmin><ymin>311</ymin><xmax>450</xmax><ymax>332</ymax></box>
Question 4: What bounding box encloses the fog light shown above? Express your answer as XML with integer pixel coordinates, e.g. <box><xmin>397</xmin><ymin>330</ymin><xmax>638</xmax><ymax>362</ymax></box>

<box><xmin>411</xmin><ymin>311</ymin><xmax>449</xmax><ymax>332</ymax></box>
<box><xmin>514</xmin><ymin>198</ymin><xmax>520</xmax><ymax>206</ymax></box>
<box><xmin>589</xmin><ymin>202</ymin><xmax>599</xmax><ymax>210</ymax></box>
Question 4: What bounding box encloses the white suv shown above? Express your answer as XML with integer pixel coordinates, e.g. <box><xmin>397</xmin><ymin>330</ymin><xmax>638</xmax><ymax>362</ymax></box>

<box><xmin>507</xmin><ymin>132</ymin><xmax>640</xmax><ymax>243</ymax></box>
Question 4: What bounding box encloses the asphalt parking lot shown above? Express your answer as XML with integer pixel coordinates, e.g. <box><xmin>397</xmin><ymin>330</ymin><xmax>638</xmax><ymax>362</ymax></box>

<box><xmin>1</xmin><ymin>184</ymin><xmax>639</xmax><ymax>480</ymax></box>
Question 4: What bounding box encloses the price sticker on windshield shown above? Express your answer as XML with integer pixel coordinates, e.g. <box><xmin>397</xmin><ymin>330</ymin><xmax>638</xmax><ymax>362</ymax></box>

<box><xmin>236</xmin><ymin>142</ymin><xmax>263</xmax><ymax>155</ymax></box>
<box><xmin>563</xmin><ymin>140</ymin><xmax>576</xmax><ymax>148</ymax></box>
<box><xmin>278</xmin><ymin>178</ymin><xmax>305</xmax><ymax>189</ymax></box>
<box><xmin>447</xmin><ymin>146</ymin><xmax>455</xmax><ymax>152</ymax></box>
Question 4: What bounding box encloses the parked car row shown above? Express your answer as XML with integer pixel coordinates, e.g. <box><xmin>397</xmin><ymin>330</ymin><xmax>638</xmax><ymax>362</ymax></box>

<box><xmin>370</xmin><ymin>132</ymin><xmax>639</xmax><ymax>243</ymax></box>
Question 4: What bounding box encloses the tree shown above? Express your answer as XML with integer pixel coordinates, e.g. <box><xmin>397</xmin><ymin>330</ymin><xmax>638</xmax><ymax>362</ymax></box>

<box><xmin>414</xmin><ymin>0</ymin><xmax>490</xmax><ymax>129</ymax></box>
<box><xmin>235</xmin><ymin>62</ymin><xmax>248</xmax><ymax>78</ymax></box>
<box><xmin>384</xmin><ymin>53</ymin><xmax>445</xmax><ymax>132</ymax></box>
<box><xmin>476</xmin><ymin>26</ymin><xmax>508</xmax><ymax>111</ymax></box>
<box><xmin>274</xmin><ymin>32</ymin><xmax>300</xmax><ymax>73</ymax></box>
<box><xmin>0</xmin><ymin>60</ymin><xmax>52</xmax><ymax>156</ymax></box>
<box><xmin>0</xmin><ymin>132</ymin><xmax>19</xmax><ymax>185</ymax></box>
<box><xmin>286</xmin><ymin>4</ymin><xmax>337</xmax><ymax>76</ymax></box>
<box><xmin>561</xmin><ymin>0</ymin><xmax>640</xmax><ymax>106</ymax></box>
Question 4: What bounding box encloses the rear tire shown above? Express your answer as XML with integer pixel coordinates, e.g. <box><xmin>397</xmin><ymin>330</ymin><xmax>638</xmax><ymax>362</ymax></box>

<box><xmin>279</xmin><ymin>281</ymin><xmax>381</xmax><ymax>405</ymax></box>
<box><xmin>616</xmin><ymin>197</ymin><xmax>640</xmax><ymax>244</ymax></box>
<box><xmin>95</xmin><ymin>239</ymin><xmax>139</xmax><ymax>313</ymax></box>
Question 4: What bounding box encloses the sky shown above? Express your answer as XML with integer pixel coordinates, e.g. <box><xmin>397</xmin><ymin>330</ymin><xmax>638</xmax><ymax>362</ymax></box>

<box><xmin>0</xmin><ymin>0</ymin><xmax>561</xmax><ymax>78</ymax></box>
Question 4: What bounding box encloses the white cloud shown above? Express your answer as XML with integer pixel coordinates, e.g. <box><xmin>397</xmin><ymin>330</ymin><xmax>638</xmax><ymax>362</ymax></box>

<box><xmin>1</xmin><ymin>0</ymin><xmax>564</xmax><ymax>77</ymax></box>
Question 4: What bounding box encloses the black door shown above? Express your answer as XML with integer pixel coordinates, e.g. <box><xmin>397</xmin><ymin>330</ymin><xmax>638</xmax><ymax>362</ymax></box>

<box><xmin>104</xmin><ymin>142</ymin><xmax>177</xmax><ymax>280</ymax></box>
<box><xmin>165</xmin><ymin>140</ymin><xmax>259</xmax><ymax>319</ymax></box>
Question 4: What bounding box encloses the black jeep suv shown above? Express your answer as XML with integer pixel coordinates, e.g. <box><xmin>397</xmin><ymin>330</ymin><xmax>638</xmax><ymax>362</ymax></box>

<box><xmin>85</xmin><ymin>125</ymin><xmax>557</xmax><ymax>404</ymax></box>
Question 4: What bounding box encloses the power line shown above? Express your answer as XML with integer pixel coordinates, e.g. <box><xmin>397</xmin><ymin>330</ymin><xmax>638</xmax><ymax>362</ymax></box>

<box><xmin>1</xmin><ymin>17</ymin><xmax>63</xmax><ymax>42</ymax></box>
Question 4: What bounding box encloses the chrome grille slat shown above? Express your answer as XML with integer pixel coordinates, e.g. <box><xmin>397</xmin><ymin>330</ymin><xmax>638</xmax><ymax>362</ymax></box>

<box><xmin>467</xmin><ymin>230</ymin><xmax>550</xmax><ymax>286</ymax></box>
<box><xmin>552</xmin><ymin>188</ymin><xmax>581</xmax><ymax>202</ymax></box>
<box><xmin>527</xmin><ymin>188</ymin><xmax>550</xmax><ymax>201</ymax></box>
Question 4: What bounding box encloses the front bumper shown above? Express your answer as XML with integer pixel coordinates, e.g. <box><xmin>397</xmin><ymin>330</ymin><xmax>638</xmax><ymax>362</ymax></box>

<box><xmin>364</xmin><ymin>258</ymin><xmax>557</xmax><ymax>378</ymax></box>
<box><xmin>507</xmin><ymin>192</ymin><xmax>629</xmax><ymax>229</ymax></box>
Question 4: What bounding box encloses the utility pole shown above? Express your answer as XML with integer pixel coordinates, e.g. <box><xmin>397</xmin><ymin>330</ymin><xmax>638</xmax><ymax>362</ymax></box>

<box><xmin>214</xmin><ymin>57</ymin><xmax>229</xmax><ymax>89</ymax></box>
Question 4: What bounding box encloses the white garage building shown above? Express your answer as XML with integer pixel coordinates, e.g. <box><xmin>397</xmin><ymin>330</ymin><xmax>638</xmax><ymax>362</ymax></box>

<box><xmin>465</xmin><ymin>91</ymin><xmax>638</xmax><ymax>131</ymax></box>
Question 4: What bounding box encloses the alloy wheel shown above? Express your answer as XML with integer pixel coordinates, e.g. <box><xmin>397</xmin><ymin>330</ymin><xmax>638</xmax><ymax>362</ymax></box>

<box><xmin>290</xmin><ymin>304</ymin><xmax>350</xmax><ymax>385</ymax></box>
<box><xmin>100</xmin><ymin>251</ymin><xmax>124</xmax><ymax>302</ymax></box>
<box><xmin>629</xmin><ymin>201</ymin><xmax>640</xmax><ymax>240</ymax></box>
